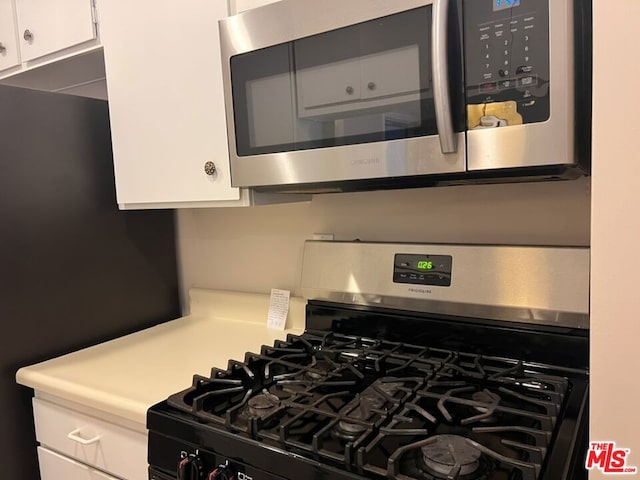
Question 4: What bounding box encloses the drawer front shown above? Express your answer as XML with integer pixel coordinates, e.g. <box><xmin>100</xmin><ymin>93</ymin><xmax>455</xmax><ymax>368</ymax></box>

<box><xmin>33</xmin><ymin>398</ymin><xmax>147</xmax><ymax>480</ymax></box>
<box><xmin>38</xmin><ymin>447</ymin><xmax>119</xmax><ymax>480</ymax></box>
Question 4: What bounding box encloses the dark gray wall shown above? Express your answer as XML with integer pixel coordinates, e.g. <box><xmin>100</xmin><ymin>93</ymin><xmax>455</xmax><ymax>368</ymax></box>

<box><xmin>0</xmin><ymin>86</ymin><xmax>180</xmax><ymax>480</ymax></box>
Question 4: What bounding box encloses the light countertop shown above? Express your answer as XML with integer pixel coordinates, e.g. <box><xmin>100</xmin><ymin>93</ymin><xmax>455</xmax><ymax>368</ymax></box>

<box><xmin>16</xmin><ymin>289</ymin><xmax>306</xmax><ymax>428</ymax></box>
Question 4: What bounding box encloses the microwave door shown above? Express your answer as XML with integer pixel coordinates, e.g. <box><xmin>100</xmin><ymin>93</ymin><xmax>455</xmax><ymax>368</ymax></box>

<box><xmin>219</xmin><ymin>0</ymin><xmax>466</xmax><ymax>190</ymax></box>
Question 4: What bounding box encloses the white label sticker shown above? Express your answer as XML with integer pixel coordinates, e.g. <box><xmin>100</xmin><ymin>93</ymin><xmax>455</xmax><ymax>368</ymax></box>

<box><xmin>267</xmin><ymin>288</ymin><xmax>290</xmax><ymax>331</ymax></box>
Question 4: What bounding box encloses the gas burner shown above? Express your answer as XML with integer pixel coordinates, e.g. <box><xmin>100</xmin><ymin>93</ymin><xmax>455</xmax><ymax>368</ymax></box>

<box><xmin>248</xmin><ymin>392</ymin><xmax>281</xmax><ymax>418</ymax></box>
<box><xmin>471</xmin><ymin>389</ymin><xmax>501</xmax><ymax>416</ymax></box>
<box><xmin>304</xmin><ymin>369</ymin><xmax>328</xmax><ymax>381</ymax></box>
<box><xmin>333</xmin><ymin>420</ymin><xmax>368</xmax><ymax>441</ymax></box>
<box><xmin>332</xmin><ymin>379</ymin><xmax>406</xmax><ymax>442</ymax></box>
<box><xmin>376</xmin><ymin>380</ymin><xmax>404</xmax><ymax>397</ymax></box>
<box><xmin>420</xmin><ymin>435</ymin><xmax>481</xmax><ymax>478</ymax></box>
<box><xmin>349</xmin><ymin>380</ymin><xmax>403</xmax><ymax>418</ymax></box>
<box><xmin>268</xmin><ymin>384</ymin><xmax>294</xmax><ymax>400</ymax></box>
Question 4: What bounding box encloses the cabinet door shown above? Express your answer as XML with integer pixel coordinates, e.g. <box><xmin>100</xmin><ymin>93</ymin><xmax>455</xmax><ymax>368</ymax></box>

<box><xmin>296</xmin><ymin>58</ymin><xmax>361</xmax><ymax>111</ymax></box>
<box><xmin>360</xmin><ymin>45</ymin><xmax>421</xmax><ymax>100</ymax></box>
<box><xmin>0</xmin><ymin>0</ymin><xmax>20</xmax><ymax>72</ymax></box>
<box><xmin>14</xmin><ymin>0</ymin><xmax>96</xmax><ymax>62</ymax></box>
<box><xmin>38</xmin><ymin>447</ymin><xmax>119</xmax><ymax>480</ymax></box>
<box><xmin>100</xmin><ymin>0</ymin><xmax>241</xmax><ymax>207</ymax></box>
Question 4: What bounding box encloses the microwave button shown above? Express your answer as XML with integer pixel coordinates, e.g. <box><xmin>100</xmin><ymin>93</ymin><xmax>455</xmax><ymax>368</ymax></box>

<box><xmin>518</xmin><ymin>75</ymin><xmax>537</xmax><ymax>87</ymax></box>
<box><xmin>498</xmin><ymin>79</ymin><xmax>514</xmax><ymax>89</ymax></box>
<box><xmin>479</xmin><ymin>82</ymin><xmax>497</xmax><ymax>94</ymax></box>
<box><xmin>516</xmin><ymin>65</ymin><xmax>534</xmax><ymax>74</ymax></box>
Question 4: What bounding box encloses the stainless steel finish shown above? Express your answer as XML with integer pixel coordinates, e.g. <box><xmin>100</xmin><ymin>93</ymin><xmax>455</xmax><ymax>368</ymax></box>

<box><xmin>0</xmin><ymin>43</ymin><xmax>6</xmax><ymax>53</ymax></box>
<box><xmin>228</xmin><ymin>135</ymin><xmax>466</xmax><ymax>189</ymax></box>
<box><xmin>432</xmin><ymin>0</ymin><xmax>457</xmax><ymax>154</ymax></box>
<box><xmin>219</xmin><ymin>0</ymin><xmax>467</xmax><ymax>189</ymax></box>
<box><xmin>203</xmin><ymin>161</ymin><xmax>217</xmax><ymax>176</ymax></box>
<box><xmin>221</xmin><ymin>0</ymin><xmax>430</xmax><ymax>54</ymax></box>
<box><xmin>467</xmin><ymin>0</ymin><xmax>575</xmax><ymax>170</ymax></box>
<box><xmin>23</xmin><ymin>30</ymin><xmax>33</xmax><ymax>42</ymax></box>
<box><xmin>301</xmin><ymin>241</ymin><xmax>590</xmax><ymax>329</ymax></box>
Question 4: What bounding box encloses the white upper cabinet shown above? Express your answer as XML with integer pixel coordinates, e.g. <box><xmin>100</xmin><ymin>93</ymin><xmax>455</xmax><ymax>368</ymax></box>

<box><xmin>99</xmin><ymin>0</ymin><xmax>243</xmax><ymax>208</ymax></box>
<box><xmin>0</xmin><ymin>0</ymin><xmax>20</xmax><ymax>73</ymax></box>
<box><xmin>0</xmin><ymin>0</ymin><xmax>104</xmax><ymax>99</ymax></box>
<box><xmin>14</xmin><ymin>0</ymin><xmax>96</xmax><ymax>62</ymax></box>
<box><xmin>295</xmin><ymin>45</ymin><xmax>421</xmax><ymax>119</ymax></box>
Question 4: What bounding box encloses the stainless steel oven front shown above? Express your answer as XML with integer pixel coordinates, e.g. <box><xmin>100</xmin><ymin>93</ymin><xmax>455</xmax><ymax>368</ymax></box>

<box><xmin>219</xmin><ymin>0</ymin><xmax>588</xmax><ymax>192</ymax></box>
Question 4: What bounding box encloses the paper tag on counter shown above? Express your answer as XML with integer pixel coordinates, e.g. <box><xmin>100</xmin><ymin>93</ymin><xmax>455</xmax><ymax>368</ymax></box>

<box><xmin>267</xmin><ymin>288</ymin><xmax>290</xmax><ymax>331</ymax></box>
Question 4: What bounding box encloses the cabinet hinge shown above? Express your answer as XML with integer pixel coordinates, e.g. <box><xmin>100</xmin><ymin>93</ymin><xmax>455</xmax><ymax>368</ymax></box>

<box><xmin>91</xmin><ymin>0</ymin><xmax>99</xmax><ymax>27</ymax></box>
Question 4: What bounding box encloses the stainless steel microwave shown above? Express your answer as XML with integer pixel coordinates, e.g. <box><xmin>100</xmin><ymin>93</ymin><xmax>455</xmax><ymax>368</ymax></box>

<box><xmin>219</xmin><ymin>0</ymin><xmax>591</xmax><ymax>193</ymax></box>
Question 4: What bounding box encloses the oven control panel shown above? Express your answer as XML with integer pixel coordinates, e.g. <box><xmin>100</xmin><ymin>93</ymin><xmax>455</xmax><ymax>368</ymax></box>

<box><xmin>393</xmin><ymin>254</ymin><xmax>453</xmax><ymax>287</ymax></box>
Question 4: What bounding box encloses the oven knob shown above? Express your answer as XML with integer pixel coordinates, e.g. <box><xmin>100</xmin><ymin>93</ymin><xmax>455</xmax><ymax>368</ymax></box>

<box><xmin>208</xmin><ymin>465</ymin><xmax>236</xmax><ymax>480</ymax></box>
<box><xmin>177</xmin><ymin>454</ymin><xmax>204</xmax><ymax>480</ymax></box>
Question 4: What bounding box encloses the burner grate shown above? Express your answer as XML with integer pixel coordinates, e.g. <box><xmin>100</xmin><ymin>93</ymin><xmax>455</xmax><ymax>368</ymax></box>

<box><xmin>163</xmin><ymin>331</ymin><xmax>578</xmax><ymax>479</ymax></box>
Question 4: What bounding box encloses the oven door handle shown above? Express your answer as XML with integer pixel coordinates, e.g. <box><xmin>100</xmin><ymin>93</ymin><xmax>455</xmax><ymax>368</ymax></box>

<box><xmin>432</xmin><ymin>0</ymin><xmax>457</xmax><ymax>154</ymax></box>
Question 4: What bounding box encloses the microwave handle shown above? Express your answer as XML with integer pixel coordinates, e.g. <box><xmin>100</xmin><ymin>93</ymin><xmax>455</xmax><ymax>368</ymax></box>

<box><xmin>432</xmin><ymin>0</ymin><xmax>457</xmax><ymax>154</ymax></box>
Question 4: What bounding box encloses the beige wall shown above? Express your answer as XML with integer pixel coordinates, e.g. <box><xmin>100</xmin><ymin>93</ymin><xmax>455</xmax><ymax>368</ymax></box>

<box><xmin>590</xmin><ymin>0</ymin><xmax>640</xmax><ymax>474</ymax></box>
<box><xmin>177</xmin><ymin>178</ymin><xmax>591</xmax><ymax>303</ymax></box>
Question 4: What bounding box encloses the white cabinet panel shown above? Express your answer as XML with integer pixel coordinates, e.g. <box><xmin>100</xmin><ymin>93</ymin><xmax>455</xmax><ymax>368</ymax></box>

<box><xmin>360</xmin><ymin>45</ymin><xmax>421</xmax><ymax>100</ymax></box>
<box><xmin>33</xmin><ymin>398</ymin><xmax>147</xmax><ymax>480</ymax></box>
<box><xmin>100</xmin><ymin>0</ymin><xmax>241</xmax><ymax>207</ymax></box>
<box><xmin>14</xmin><ymin>0</ymin><xmax>96</xmax><ymax>62</ymax></box>
<box><xmin>295</xmin><ymin>45</ymin><xmax>422</xmax><ymax>120</ymax></box>
<box><xmin>38</xmin><ymin>447</ymin><xmax>119</xmax><ymax>480</ymax></box>
<box><xmin>297</xmin><ymin>58</ymin><xmax>361</xmax><ymax>110</ymax></box>
<box><xmin>0</xmin><ymin>0</ymin><xmax>20</xmax><ymax>72</ymax></box>
<box><xmin>233</xmin><ymin>0</ymin><xmax>281</xmax><ymax>14</ymax></box>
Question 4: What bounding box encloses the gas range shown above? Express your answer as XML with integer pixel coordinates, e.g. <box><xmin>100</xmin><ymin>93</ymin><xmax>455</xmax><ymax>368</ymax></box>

<box><xmin>148</xmin><ymin>241</ymin><xmax>589</xmax><ymax>480</ymax></box>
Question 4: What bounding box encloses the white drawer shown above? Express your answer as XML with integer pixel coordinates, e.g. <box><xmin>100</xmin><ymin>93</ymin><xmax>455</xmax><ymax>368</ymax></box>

<box><xmin>38</xmin><ymin>447</ymin><xmax>119</xmax><ymax>480</ymax></box>
<box><xmin>33</xmin><ymin>398</ymin><xmax>147</xmax><ymax>480</ymax></box>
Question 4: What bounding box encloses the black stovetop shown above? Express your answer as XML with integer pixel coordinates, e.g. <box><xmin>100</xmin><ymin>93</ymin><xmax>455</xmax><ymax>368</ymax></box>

<box><xmin>147</xmin><ymin>302</ymin><xmax>589</xmax><ymax>480</ymax></box>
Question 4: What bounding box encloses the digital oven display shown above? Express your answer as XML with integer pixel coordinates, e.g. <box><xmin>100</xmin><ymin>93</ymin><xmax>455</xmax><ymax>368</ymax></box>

<box><xmin>393</xmin><ymin>254</ymin><xmax>453</xmax><ymax>287</ymax></box>
<box><xmin>493</xmin><ymin>0</ymin><xmax>521</xmax><ymax>11</ymax></box>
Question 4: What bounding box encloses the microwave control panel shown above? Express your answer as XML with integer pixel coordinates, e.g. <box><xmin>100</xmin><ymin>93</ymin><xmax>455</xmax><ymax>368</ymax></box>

<box><xmin>464</xmin><ymin>0</ymin><xmax>550</xmax><ymax>129</ymax></box>
<box><xmin>393</xmin><ymin>254</ymin><xmax>453</xmax><ymax>287</ymax></box>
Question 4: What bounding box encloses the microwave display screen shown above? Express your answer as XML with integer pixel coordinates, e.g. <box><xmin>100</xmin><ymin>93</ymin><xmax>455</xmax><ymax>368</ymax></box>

<box><xmin>493</xmin><ymin>0</ymin><xmax>521</xmax><ymax>11</ymax></box>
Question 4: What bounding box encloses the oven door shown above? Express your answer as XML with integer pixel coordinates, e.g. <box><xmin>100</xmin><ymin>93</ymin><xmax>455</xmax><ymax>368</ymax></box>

<box><xmin>219</xmin><ymin>0</ymin><xmax>466</xmax><ymax>190</ymax></box>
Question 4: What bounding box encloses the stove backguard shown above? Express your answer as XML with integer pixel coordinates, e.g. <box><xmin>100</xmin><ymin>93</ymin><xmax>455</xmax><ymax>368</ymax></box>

<box><xmin>301</xmin><ymin>241</ymin><xmax>590</xmax><ymax>329</ymax></box>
